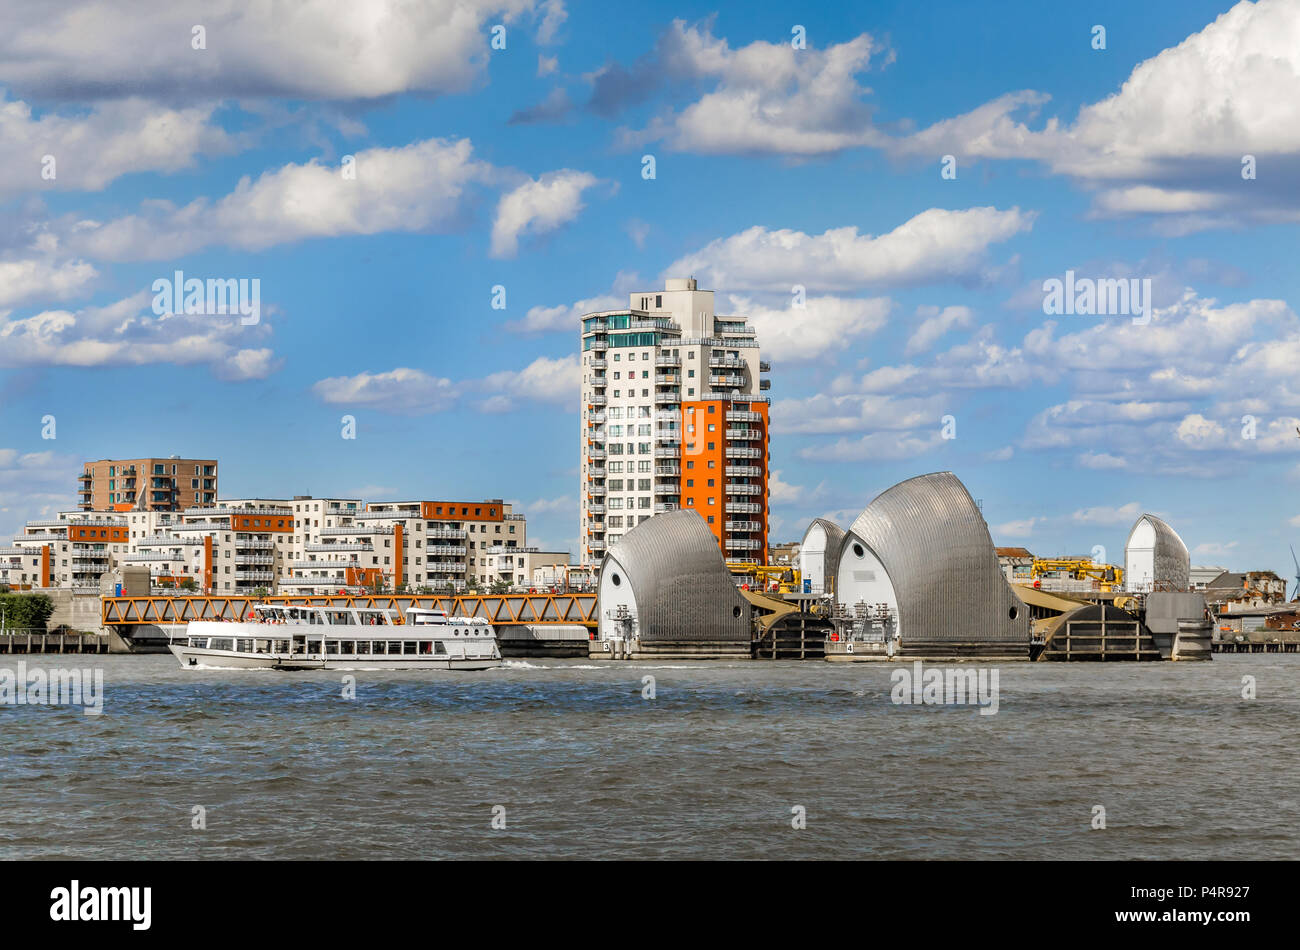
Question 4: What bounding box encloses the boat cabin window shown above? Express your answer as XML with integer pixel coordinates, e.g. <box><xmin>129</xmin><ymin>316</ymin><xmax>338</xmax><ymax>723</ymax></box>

<box><xmin>210</xmin><ymin>638</ymin><xmax>234</xmax><ymax>652</ymax></box>
<box><xmin>357</xmin><ymin>641</ymin><xmax>371</xmax><ymax>655</ymax></box>
<box><xmin>342</xmin><ymin>640</ymin><xmax>356</xmax><ymax>653</ymax></box>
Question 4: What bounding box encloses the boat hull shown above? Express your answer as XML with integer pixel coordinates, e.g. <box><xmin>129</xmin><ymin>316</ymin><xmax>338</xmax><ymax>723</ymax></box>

<box><xmin>168</xmin><ymin>644</ymin><xmax>501</xmax><ymax>672</ymax></box>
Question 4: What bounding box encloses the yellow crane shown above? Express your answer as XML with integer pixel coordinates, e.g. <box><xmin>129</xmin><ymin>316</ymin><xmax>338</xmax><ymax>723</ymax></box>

<box><xmin>1031</xmin><ymin>557</ymin><xmax>1124</xmax><ymax>592</ymax></box>
<box><xmin>728</xmin><ymin>561</ymin><xmax>802</xmax><ymax>593</ymax></box>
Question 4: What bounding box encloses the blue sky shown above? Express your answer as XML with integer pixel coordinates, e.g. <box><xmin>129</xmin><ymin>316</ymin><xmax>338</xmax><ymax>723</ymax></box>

<box><xmin>0</xmin><ymin>0</ymin><xmax>1297</xmax><ymax>578</ymax></box>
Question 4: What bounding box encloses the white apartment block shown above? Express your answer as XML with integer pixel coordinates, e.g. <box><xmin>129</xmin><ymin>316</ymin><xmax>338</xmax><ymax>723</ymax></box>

<box><xmin>481</xmin><ymin>547</ymin><xmax>570</xmax><ymax>588</ymax></box>
<box><xmin>3</xmin><ymin>510</ymin><xmax>130</xmax><ymax>589</ymax></box>
<box><xmin>578</xmin><ymin>277</ymin><xmax>771</xmax><ymax>566</ymax></box>
<box><xmin>7</xmin><ymin>495</ymin><xmax>547</xmax><ymax>595</ymax></box>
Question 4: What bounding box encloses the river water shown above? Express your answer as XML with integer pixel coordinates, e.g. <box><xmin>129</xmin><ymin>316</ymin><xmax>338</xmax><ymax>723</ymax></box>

<box><xmin>1</xmin><ymin>654</ymin><xmax>1296</xmax><ymax>860</ymax></box>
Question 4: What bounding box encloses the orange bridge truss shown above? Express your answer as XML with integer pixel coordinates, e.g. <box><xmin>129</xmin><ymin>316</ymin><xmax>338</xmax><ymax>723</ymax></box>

<box><xmin>102</xmin><ymin>593</ymin><xmax>597</xmax><ymax>627</ymax></box>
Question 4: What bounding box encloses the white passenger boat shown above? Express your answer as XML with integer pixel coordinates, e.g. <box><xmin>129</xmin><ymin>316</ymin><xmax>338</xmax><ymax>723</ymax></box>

<box><xmin>169</xmin><ymin>604</ymin><xmax>501</xmax><ymax>671</ymax></box>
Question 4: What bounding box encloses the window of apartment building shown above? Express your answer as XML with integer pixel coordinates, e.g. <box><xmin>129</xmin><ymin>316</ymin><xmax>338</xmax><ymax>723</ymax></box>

<box><xmin>610</xmin><ymin>479</ymin><xmax>623</xmax><ymax>490</ymax></box>
<box><xmin>638</xmin><ymin>479</ymin><xmax>651</xmax><ymax>491</ymax></box>
<box><xmin>638</xmin><ymin>498</ymin><xmax>651</xmax><ymax>509</ymax></box>
<box><xmin>707</xmin><ymin>515</ymin><xmax>715</xmax><ymax>524</ymax></box>
<box><xmin>708</xmin><ymin>479</ymin><xmax>715</xmax><ymax>487</ymax></box>
<box><xmin>638</xmin><ymin>443</ymin><xmax>651</xmax><ymax>455</ymax></box>
<box><xmin>688</xmin><ymin>369</ymin><xmax>695</xmax><ymax>377</ymax></box>
<box><xmin>642</xmin><ymin>352</ymin><xmax>649</xmax><ymax>360</ymax></box>
<box><xmin>708</xmin><ymin>442</ymin><xmax>715</xmax><ymax>450</ymax></box>
<box><xmin>686</xmin><ymin>479</ymin><xmax>694</xmax><ymax>487</ymax></box>
<box><xmin>613</xmin><ymin>390</ymin><xmax>620</xmax><ymax>397</ymax></box>
<box><xmin>707</xmin><ymin>423</ymin><xmax>716</xmax><ymax>432</ymax></box>
<box><xmin>686</xmin><ymin>460</ymin><xmax>695</xmax><ymax>469</ymax></box>
<box><xmin>641</xmin><ymin>371</ymin><xmax>649</xmax><ymax>379</ymax></box>
<box><xmin>638</xmin><ymin>425</ymin><xmax>650</xmax><ymax>436</ymax></box>
<box><xmin>613</xmin><ymin>353</ymin><xmax>620</xmax><ymax>360</ymax></box>
<box><xmin>641</xmin><ymin>389</ymin><xmax>649</xmax><ymax>397</ymax></box>
<box><xmin>708</xmin><ymin>460</ymin><xmax>716</xmax><ymax>468</ymax></box>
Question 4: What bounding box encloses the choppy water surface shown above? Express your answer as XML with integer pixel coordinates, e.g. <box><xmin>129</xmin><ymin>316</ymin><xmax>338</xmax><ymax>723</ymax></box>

<box><xmin>1</xmin><ymin>655</ymin><xmax>1297</xmax><ymax>859</ymax></box>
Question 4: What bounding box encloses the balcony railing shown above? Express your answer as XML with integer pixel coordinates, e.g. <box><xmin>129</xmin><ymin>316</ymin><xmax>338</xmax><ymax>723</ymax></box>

<box><xmin>654</xmin><ymin>446</ymin><xmax>679</xmax><ymax>459</ymax></box>
<box><xmin>759</xmin><ymin>360</ymin><xmax>771</xmax><ymax>372</ymax></box>
<box><xmin>726</xmin><ymin>410</ymin><xmax>762</xmax><ymax>423</ymax></box>
<box><xmin>710</xmin><ymin>374</ymin><xmax>745</xmax><ymax>387</ymax></box>
<box><xmin>726</xmin><ymin>465</ymin><xmax>762</xmax><ymax>477</ymax></box>
<box><xmin>655</xmin><ymin>392</ymin><xmax>680</xmax><ymax>404</ymax></box>
<box><xmin>655</xmin><ymin>355</ymin><xmax>680</xmax><ymax>367</ymax></box>
<box><xmin>27</xmin><ymin>518</ymin><xmax>126</xmax><ymax>528</ymax></box>
<box><xmin>654</xmin><ymin>503</ymin><xmax>680</xmax><ymax>513</ymax></box>
<box><xmin>427</xmin><ymin>528</ymin><xmax>468</xmax><ymax>540</ymax></box>
<box><xmin>725</xmin><ymin>538</ymin><xmax>763</xmax><ymax>550</ymax></box>
<box><xmin>727</xmin><ymin>483</ymin><xmax>763</xmax><ymax>495</ymax></box>
<box><xmin>708</xmin><ymin>356</ymin><xmax>746</xmax><ymax>369</ymax></box>
<box><xmin>588</xmin><ymin>504</ymin><xmax>606</xmax><ymax>515</ymax></box>
<box><xmin>587</xmin><ymin>466</ymin><xmax>607</xmax><ymax>478</ymax></box>
<box><xmin>136</xmin><ymin>536</ymin><xmax>203</xmax><ymax>547</ymax></box>
<box><xmin>726</xmin><ymin>428</ymin><xmax>759</xmax><ymax>440</ymax></box>
<box><xmin>655</xmin><ymin>464</ymin><xmax>680</xmax><ymax>476</ymax></box>
<box><xmin>589</xmin><ymin>394</ymin><xmax>607</xmax><ymax>406</ymax></box>
<box><xmin>654</xmin><ymin>373</ymin><xmax>680</xmax><ymax>385</ymax></box>
<box><xmin>320</xmin><ymin>526</ymin><xmax>394</xmax><ymax>536</ymax></box>
<box><xmin>304</xmin><ymin>542</ymin><xmax>373</xmax><ymax>552</ymax></box>
<box><xmin>726</xmin><ymin>502</ymin><xmax>762</xmax><ymax>514</ymax></box>
<box><xmin>726</xmin><ymin>521</ymin><xmax>762</xmax><ymax>532</ymax></box>
<box><xmin>725</xmin><ymin>446</ymin><xmax>762</xmax><ymax>459</ymax></box>
<box><xmin>355</xmin><ymin>509</ymin><xmax>419</xmax><ymax>520</ymax></box>
<box><xmin>426</xmin><ymin>561</ymin><xmax>464</xmax><ymax>572</ymax></box>
<box><xmin>185</xmin><ymin>506</ymin><xmax>291</xmax><ymax>517</ymax></box>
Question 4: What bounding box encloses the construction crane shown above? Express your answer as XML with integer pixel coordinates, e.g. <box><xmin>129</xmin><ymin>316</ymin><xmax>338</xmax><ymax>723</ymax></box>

<box><xmin>1031</xmin><ymin>557</ymin><xmax>1124</xmax><ymax>592</ymax></box>
<box><xmin>728</xmin><ymin>561</ymin><xmax>801</xmax><ymax>593</ymax></box>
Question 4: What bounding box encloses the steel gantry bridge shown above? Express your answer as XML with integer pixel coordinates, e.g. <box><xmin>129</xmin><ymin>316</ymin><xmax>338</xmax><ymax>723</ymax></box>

<box><xmin>101</xmin><ymin>593</ymin><xmax>598</xmax><ymax>628</ymax></box>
